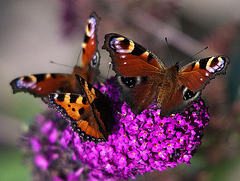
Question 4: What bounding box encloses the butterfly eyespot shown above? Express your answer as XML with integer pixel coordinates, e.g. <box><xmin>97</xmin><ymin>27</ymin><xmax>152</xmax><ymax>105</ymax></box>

<box><xmin>68</xmin><ymin>104</ymin><xmax>71</xmax><ymax>107</ymax></box>
<box><xmin>72</xmin><ymin>108</ymin><xmax>76</xmax><ymax>111</ymax></box>
<box><xmin>91</xmin><ymin>54</ymin><xmax>97</xmax><ymax>66</ymax></box>
<box><xmin>87</xmin><ymin>22</ymin><xmax>91</xmax><ymax>31</ymax></box>
<box><xmin>22</xmin><ymin>76</ymin><xmax>34</xmax><ymax>82</ymax></box>
<box><xmin>17</xmin><ymin>76</ymin><xmax>37</xmax><ymax>88</ymax></box>
<box><xmin>121</xmin><ymin>76</ymin><xmax>136</xmax><ymax>88</ymax></box>
<box><xmin>109</xmin><ymin>37</ymin><xmax>135</xmax><ymax>53</ymax></box>
<box><xmin>88</xmin><ymin>17</ymin><xmax>96</xmax><ymax>36</ymax></box>
<box><xmin>183</xmin><ymin>89</ymin><xmax>197</xmax><ymax>100</ymax></box>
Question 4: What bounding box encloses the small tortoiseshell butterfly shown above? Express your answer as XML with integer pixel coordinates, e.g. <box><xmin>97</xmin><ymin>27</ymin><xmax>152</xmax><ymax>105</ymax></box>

<box><xmin>103</xmin><ymin>33</ymin><xmax>230</xmax><ymax>116</ymax></box>
<box><xmin>47</xmin><ymin>74</ymin><xmax>113</xmax><ymax>143</ymax></box>
<box><xmin>10</xmin><ymin>12</ymin><xmax>100</xmax><ymax>102</ymax></box>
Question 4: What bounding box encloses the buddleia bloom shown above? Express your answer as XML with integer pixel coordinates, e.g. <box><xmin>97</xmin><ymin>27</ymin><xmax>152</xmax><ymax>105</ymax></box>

<box><xmin>21</xmin><ymin>77</ymin><xmax>210</xmax><ymax>180</ymax></box>
<box><xmin>20</xmin><ymin>111</ymin><xmax>93</xmax><ymax>181</ymax></box>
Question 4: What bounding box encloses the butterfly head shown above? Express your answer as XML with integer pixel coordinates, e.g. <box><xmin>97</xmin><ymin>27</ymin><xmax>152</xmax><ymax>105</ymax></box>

<box><xmin>167</xmin><ymin>62</ymin><xmax>180</xmax><ymax>78</ymax></box>
<box><xmin>174</xmin><ymin>61</ymin><xmax>180</xmax><ymax>71</ymax></box>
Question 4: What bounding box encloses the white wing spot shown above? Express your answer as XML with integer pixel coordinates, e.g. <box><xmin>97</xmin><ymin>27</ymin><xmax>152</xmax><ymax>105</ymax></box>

<box><xmin>206</xmin><ymin>57</ymin><xmax>215</xmax><ymax>73</ymax></box>
<box><xmin>85</xmin><ymin>17</ymin><xmax>96</xmax><ymax>37</ymax></box>
<box><xmin>206</xmin><ymin>67</ymin><xmax>215</xmax><ymax>73</ymax></box>
<box><xmin>120</xmin><ymin>55</ymin><xmax>126</xmax><ymax>59</ymax></box>
<box><xmin>54</xmin><ymin>94</ymin><xmax>58</xmax><ymax>99</ymax></box>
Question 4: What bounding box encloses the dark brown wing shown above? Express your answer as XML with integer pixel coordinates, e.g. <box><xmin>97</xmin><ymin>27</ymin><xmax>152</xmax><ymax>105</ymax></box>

<box><xmin>160</xmin><ymin>85</ymin><xmax>201</xmax><ymax>117</ymax></box>
<box><xmin>81</xmin><ymin>12</ymin><xmax>100</xmax><ymax>70</ymax></box>
<box><xmin>115</xmin><ymin>75</ymin><xmax>160</xmax><ymax>114</ymax></box>
<box><xmin>103</xmin><ymin>33</ymin><xmax>166</xmax><ymax>76</ymax></box>
<box><xmin>179</xmin><ymin>56</ymin><xmax>230</xmax><ymax>91</ymax></box>
<box><xmin>160</xmin><ymin>56</ymin><xmax>230</xmax><ymax>116</ymax></box>
<box><xmin>10</xmin><ymin>73</ymin><xmax>73</xmax><ymax>101</ymax></box>
<box><xmin>103</xmin><ymin>33</ymin><xmax>166</xmax><ymax>113</ymax></box>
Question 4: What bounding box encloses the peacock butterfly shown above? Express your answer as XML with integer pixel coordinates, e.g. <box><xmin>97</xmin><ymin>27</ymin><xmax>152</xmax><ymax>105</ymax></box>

<box><xmin>103</xmin><ymin>33</ymin><xmax>230</xmax><ymax>116</ymax></box>
<box><xmin>47</xmin><ymin>74</ymin><xmax>113</xmax><ymax>143</ymax></box>
<box><xmin>10</xmin><ymin>12</ymin><xmax>100</xmax><ymax>102</ymax></box>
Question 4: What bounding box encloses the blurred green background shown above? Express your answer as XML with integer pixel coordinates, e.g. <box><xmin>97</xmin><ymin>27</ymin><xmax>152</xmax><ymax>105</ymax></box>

<box><xmin>1</xmin><ymin>0</ymin><xmax>240</xmax><ymax>180</ymax></box>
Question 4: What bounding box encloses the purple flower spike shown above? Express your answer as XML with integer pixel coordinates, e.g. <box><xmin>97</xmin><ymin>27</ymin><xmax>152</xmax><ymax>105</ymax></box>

<box><xmin>21</xmin><ymin>77</ymin><xmax>210</xmax><ymax>180</ymax></box>
<box><xmin>20</xmin><ymin>111</ymin><xmax>91</xmax><ymax>180</ymax></box>
<box><xmin>59</xmin><ymin>77</ymin><xmax>210</xmax><ymax>180</ymax></box>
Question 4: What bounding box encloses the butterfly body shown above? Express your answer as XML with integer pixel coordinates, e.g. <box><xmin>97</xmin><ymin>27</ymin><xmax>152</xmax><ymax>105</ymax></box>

<box><xmin>103</xmin><ymin>33</ymin><xmax>230</xmax><ymax>116</ymax></box>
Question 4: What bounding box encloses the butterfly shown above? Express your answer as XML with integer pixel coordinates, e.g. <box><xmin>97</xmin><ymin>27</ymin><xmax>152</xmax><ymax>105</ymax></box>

<box><xmin>10</xmin><ymin>12</ymin><xmax>100</xmax><ymax>102</ymax></box>
<box><xmin>47</xmin><ymin>74</ymin><xmax>114</xmax><ymax>143</ymax></box>
<box><xmin>103</xmin><ymin>33</ymin><xmax>230</xmax><ymax>116</ymax></box>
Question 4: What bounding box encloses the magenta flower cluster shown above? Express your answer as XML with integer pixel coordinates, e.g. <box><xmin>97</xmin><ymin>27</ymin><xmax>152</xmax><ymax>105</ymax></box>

<box><xmin>59</xmin><ymin>78</ymin><xmax>210</xmax><ymax>180</ymax></box>
<box><xmin>21</xmin><ymin>111</ymin><xmax>93</xmax><ymax>181</ymax></box>
<box><xmin>21</xmin><ymin>77</ymin><xmax>210</xmax><ymax>180</ymax></box>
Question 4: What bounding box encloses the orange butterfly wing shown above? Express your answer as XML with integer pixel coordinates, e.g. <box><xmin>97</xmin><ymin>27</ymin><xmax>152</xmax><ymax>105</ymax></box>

<box><xmin>81</xmin><ymin>12</ymin><xmax>100</xmax><ymax>69</ymax></box>
<box><xmin>10</xmin><ymin>73</ymin><xmax>73</xmax><ymax>101</ymax></box>
<box><xmin>160</xmin><ymin>56</ymin><xmax>230</xmax><ymax>116</ymax></box>
<box><xmin>179</xmin><ymin>56</ymin><xmax>230</xmax><ymax>91</ymax></box>
<box><xmin>48</xmin><ymin>75</ymin><xmax>113</xmax><ymax>143</ymax></box>
<box><xmin>48</xmin><ymin>93</ymin><xmax>105</xmax><ymax>141</ymax></box>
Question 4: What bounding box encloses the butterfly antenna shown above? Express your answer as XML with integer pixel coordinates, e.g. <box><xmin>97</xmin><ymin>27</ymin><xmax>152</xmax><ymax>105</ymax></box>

<box><xmin>50</xmin><ymin>61</ymin><xmax>73</xmax><ymax>68</ymax></box>
<box><xmin>165</xmin><ymin>37</ymin><xmax>175</xmax><ymax>65</ymax></box>
<box><xmin>179</xmin><ymin>46</ymin><xmax>208</xmax><ymax>65</ymax></box>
